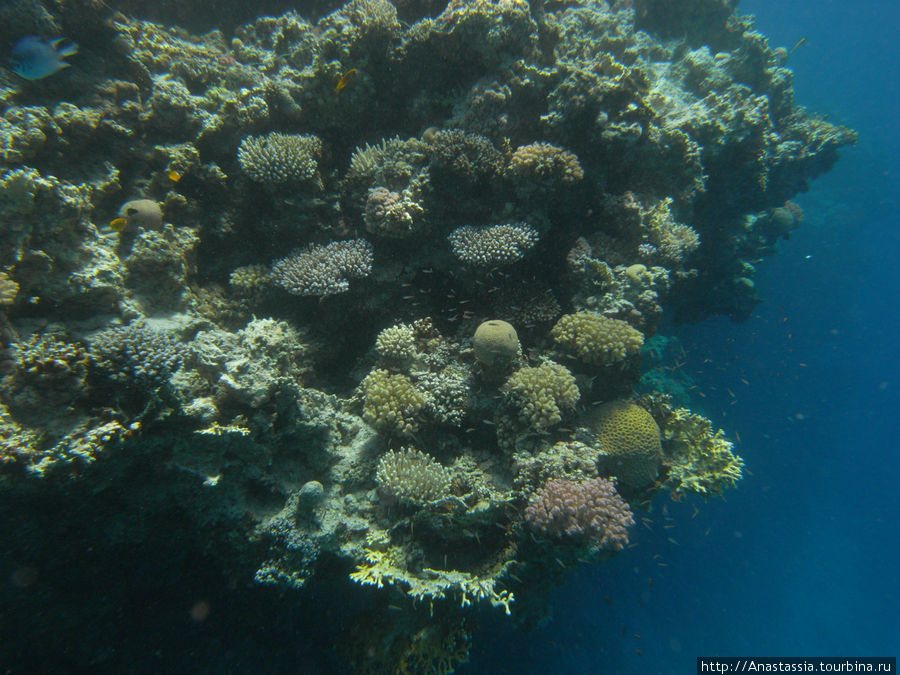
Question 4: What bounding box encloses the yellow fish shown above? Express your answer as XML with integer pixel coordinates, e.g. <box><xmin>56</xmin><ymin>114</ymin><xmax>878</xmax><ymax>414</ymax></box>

<box><xmin>109</xmin><ymin>217</ymin><xmax>128</xmax><ymax>232</ymax></box>
<box><xmin>335</xmin><ymin>68</ymin><xmax>357</xmax><ymax>93</ymax></box>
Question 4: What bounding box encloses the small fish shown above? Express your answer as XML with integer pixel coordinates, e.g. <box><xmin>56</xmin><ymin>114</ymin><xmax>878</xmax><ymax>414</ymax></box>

<box><xmin>109</xmin><ymin>217</ymin><xmax>128</xmax><ymax>232</ymax></box>
<box><xmin>335</xmin><ymin>68</ymin><xmax>357</xmax><ymax>93</ymax></box>
<box><xmin>10</xmin><ymin>36</ymin><xmax>78</xmax><ymax>80</ymax></box>
<box><xmin>788</xmin><ymin>37</ymin><xmax>807</xmax><ymax>55</ymax></box>
<box><xmin>167</xmin><ymin>170</ymin><xmax>182</xmax><ymax>182</ymax></box>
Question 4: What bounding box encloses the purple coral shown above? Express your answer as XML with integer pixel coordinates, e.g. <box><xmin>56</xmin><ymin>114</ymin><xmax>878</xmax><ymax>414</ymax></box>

<box><xmin>524</xmin><ymin>478</ymin><xmax>634</xmax><ymax>550</ymax></box>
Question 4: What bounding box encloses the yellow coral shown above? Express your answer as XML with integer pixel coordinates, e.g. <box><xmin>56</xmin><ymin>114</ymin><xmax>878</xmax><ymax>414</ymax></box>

<box><xmin>503</xmin><ymin>361</ymin><xmax>579</xmax><ymax>432</ymax></box>
<box><xmin>586</xmin><ymin>400</ymin><xmax>662</xmax><ymax>488</ymax></box>
<box><xmin>551</xmin><ymin>312</ymin><xmax>644</xmax><ymax>366</ymax></box>
<box><xmin>362</xmin><ymin>369</ymin><xmax>429</xmax><ymax>436</ymax></box>
<box><xmin>662</xmin><ymin>408</ymin><xmax>744</xmax><ymax>497</ymax></box>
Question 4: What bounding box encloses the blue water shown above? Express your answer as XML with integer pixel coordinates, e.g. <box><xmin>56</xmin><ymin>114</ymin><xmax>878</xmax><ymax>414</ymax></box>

<box><xmin>466</xmin><ymin>1</ymin><xmax>900</xmax><ymax>670</ymax></box>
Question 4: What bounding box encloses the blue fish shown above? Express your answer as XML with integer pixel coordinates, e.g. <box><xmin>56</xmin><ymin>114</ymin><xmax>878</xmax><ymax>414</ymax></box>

<box><xmin>9</xmin><ymin>36</ymin><xmax>78</xmax><ymax>80</ymax></box>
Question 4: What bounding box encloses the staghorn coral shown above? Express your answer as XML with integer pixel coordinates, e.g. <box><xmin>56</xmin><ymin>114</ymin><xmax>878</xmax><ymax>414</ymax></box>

<box><xmin>361</xmin><ymin>369</ymin><xmax>430</xmax><ymax>436</ymax></box>
<box><xmin>271</xmin><ymin>239</ymin><xmax>373</xmax><ymax>297</ymax></box>
<box><xmin>524</xmin><ymin>477</ymin><xmax>633</xmax><ymax>550</ymax></box>
<box><xmin>503</xmin><ymin>361</ymin><xmax>579</xmax><ymax>432</ymax></box>
<box><xmin>586</xmin><ymin>400</ymin><xmax>662</xmax><ymax>489</ymax></box>
<box><xmin>88</xmin><ymin>320</ymin><xmax>186</xmax><ymax>388</ymax></box>
<box><xmin>375</xmin><ymin>447</ymin><xmax>452</xmax><ymax>506</ymax></box>
<box><xmin>237</xmin><ymin>132</ymin><xmax>322</xmax><ymax>184</ymax></box>
<box><xmin>448</xmin><ymin>223</ymin><xmax>539</xmax><ymax>266</ymax></box>
<box><xmin>508</xmin><ymin>142</ymin><xmax>584</xmax><ymax>185</ymax></box>
<box><xmin>551</xmin><ymin>312</ymin><xmax>645</xmax><ymax>366</ymax></box>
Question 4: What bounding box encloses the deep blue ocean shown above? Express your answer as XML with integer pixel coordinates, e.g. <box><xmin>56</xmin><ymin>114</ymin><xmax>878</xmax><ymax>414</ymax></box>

<box><xmin>466</xmin><ymin>1</ymin><xmax>899</xmax><ymax>671</ymax></box>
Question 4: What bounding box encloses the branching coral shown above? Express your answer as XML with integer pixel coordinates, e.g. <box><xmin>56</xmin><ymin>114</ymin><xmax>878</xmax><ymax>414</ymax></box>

<box><xmin>660</xmin><ymin>407</ymin><xmax>744</xmax><ymax>497</ymax></box>
<box><xmin>502</xmin><ymin>361</ymin><xmax>579</xmax><ymax>432</ymax></box>
<box><xmin>551</xmin><ymin>312</ymin><xmax>645</xmax><ymax>366</ymax></box>
<box><xmin>364</xmin><ymin>186</ymin><xmax>426</xmax><ymax>238</ymax></box>
<box><xmin>374</xmin><ymin>322</ymin><xmax>417</xmax><ymax>363</ymax></box>
<box><xmin>88</xmin><ymin>320</ymin><xmax>186</xmax><ymax>388</ymax></box>
<box><xmin>448</xmin><ymin>223</ymin><xmax>539</xmax><ymax>266</ymax></box>
<box><xmin>271</xmin><ymin>239</ymin><xmax>373</xmax><ymax>297</ymax></box>
<box><xmin>361</xmin><ymin>369</ymin><xmax>430</xmax><ymax>436</ymax></box>
<box><xmin>524</xmin><ymin>477</ymin><xmax>633</xmax><ymax>550</ymax></box>
<box><xmin>375</xmin><ymin>447</ymin><xmax>451</xmax><ymax>505</ymax></box>
<box><xmin>237</xmin><ymin>132</ymin><xmax>322</xmax><ymax>184</ymax></box>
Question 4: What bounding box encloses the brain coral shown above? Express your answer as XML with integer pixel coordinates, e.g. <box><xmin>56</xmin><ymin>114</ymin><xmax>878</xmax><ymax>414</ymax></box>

<box><xmin>551</xmin><ymin>312</ymin><xmax>644</xmax><ymax>366</ymax></box>
<box><xmin>237</xmin><ymin>132</ymin><xmax>322</xmax><ymax>184</ymax></box>
<box><xmin>524</xmin><ymin>477</ymin><xmax>633</xmax><ymax>550</ymax></box>
<box><xmin>503</xmin><ymin>361</ymin><xmax>579</xmax><ymax>432</ymax></box>
<box><xmin>362</xmin><ymin>369</ymin><xmax>430</xmax><ymax>436</ymax></box>
<box><xmin>586</xmin><ymin>400</ymin><xmax>662</xmax><ymax>489</ymax></box>
<box><xmin>375</xmin><ymin>447</ymin><xmax>451</xmax><ymax>506</ymax></box>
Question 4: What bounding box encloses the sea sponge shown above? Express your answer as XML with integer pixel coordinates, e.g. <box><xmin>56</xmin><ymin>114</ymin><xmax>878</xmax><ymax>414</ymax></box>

<box><xmin>375</xmin><ymin>447</ymin><xmax>451</xmax><ymax>506</ymax></box>
<box><xmin>271</xmin><ymin>239</ymin><xmax>373</xmax><ymax>297</ymax></box>
<box><xmin>237</xmin><ymin>132</ymin><xmax>322</xmax><ymax>184</ymax></box>
<box><xmin>448</xmin><ymin>223</ymin><xmax>539</xmax><ymax>266</ymax></box>
<box><xmin>586</xmin><ymin>400</ymin><xmax>662</xmax><ymax>489</ymax></box>
<box><xmin>362</xmin><ymin>369</ymin><xmax>430</xmax><ymax>436</ymax></box>
<box><xmin>508</xmin><ymin>142</ymin><xmax>584</xmax><ymax>184</ymax></box>
<box><xmin>503</xmin><ymin>361</ymin><xmax>579</xmax><ymax>432</ymax></box>
<box><xmin>551</xmin><ymin>312</ymin><xmax>644</xmax><ymax>366</ymax></box>
<box><xmin>473</xmin><ymin>319</ymin><xmax>520</xmax><ymax>367</ymax></box>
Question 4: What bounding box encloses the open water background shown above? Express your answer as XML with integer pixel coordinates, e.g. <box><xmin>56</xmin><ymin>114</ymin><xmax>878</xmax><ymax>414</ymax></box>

<box><xmin>465</xmin><ymin>0</ymin><xmax>900</xmax><ymax>671</ymax></box>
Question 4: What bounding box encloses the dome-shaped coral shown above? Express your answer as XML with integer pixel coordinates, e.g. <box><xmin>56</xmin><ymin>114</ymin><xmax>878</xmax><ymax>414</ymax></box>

<box><xmin>551</xmin><ymin>312</ymin><xmax>644</xmax><ymax>366</ymax></box>
<box><xmin>586</xmin><ymin>400</ymin><xmax>662</xmax><ymax>489</ymax></box>
<box><xmin>361</xmin><ymin>369</ymin><xmax>429</xmax><ymax>436</ymax></box>
<box><xmin>473</xmin><ymin>319</ymin><xmax>520</xmax><ymax>367</ymax></box>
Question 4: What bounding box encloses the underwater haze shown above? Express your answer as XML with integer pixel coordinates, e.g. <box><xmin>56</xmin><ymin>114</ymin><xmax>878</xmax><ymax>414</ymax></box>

<box><xmin>0</xmin><ymin>0</ymin><xmax>895</xmax><ymax>672</ymax></box>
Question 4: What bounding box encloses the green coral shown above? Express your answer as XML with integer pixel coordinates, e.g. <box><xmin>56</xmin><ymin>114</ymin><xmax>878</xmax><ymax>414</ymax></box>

<box><xmin>585</xmin><ymin>400</ymin><xmax>663</xmax><ymax>489</ymax></box>
<box><xmin>661</xmin><ymin>408</ymin><xmax>744</xmax><ymax>497</ymax></box>
<box><xmin>502</xmin><ymin>361</ymin><xmax>579</xmax><ymax>432</ymax></box>
<box><xmin>362</xmin><ymin>369</ymin><xmax>430</xmax><ymax>436</ymax></box>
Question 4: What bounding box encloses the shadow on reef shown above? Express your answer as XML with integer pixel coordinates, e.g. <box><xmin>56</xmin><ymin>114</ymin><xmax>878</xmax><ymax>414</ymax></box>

<box><xmin>0</xmin><ymin>0</ymin><xmax>852</xmax><ymax>670</ymax></box>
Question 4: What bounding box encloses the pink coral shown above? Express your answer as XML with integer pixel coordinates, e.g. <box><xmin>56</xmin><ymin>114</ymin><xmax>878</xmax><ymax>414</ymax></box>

<box><xmin>524</xmin><ymin>477</ymin><xmax>634</xmax><ymax>550</ymax></box>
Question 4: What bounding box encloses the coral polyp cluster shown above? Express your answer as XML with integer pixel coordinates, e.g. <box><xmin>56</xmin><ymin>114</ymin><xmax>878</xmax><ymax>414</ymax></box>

<box><xmin>0</xmin><ymin>0</ymin><xmax>853</xmax><ymax>668</ymax></box>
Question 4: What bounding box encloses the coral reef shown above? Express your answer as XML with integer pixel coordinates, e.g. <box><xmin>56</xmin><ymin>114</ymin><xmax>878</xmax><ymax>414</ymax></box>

<box><xmin>0</xmin><ymin>0</ymin><xmax>852</xmax><ymax>667</ymax></box>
